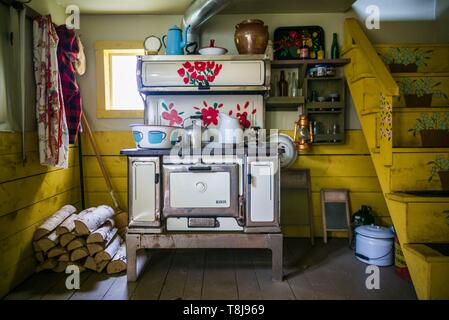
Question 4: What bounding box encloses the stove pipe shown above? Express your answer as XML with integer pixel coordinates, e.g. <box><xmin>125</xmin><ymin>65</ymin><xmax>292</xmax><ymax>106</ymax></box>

<box><xmin>181</xmin><ymin>0</ymin><xmax>231</xmax><ymax>52</ymax></box>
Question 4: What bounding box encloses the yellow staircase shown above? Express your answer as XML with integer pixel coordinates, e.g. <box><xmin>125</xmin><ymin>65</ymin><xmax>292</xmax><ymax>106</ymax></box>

<box><xmin>342</xmin><ymin>18</ymin><xmax>449</xmax><ymax>300</ymax></box>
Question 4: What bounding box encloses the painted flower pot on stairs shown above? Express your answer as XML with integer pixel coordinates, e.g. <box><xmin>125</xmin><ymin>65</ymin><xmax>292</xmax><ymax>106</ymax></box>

<box><xmin>438</xmin><ymin>171</ymin><xmax>449</xmax><ymax>190</ymax></box>
<box><xmin>389</xmin><ymin>63</ymin><xmax>418</xmax><ymax>73</ymax></box>
<box><xmin>404</xmin><ymin>94</ymin><xmax>433</xmax><ymax>108</ymax></box>
<box><xmin>420</xmin><ymin>129</ymin><xmax>449</xmax><ymax>147</ymax></box>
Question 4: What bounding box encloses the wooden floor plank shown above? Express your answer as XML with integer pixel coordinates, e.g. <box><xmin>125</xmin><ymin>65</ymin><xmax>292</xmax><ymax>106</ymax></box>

<box><xmin>4</xmin><ymin>239</ymin><xmax>417</xmax><ymax>300</ymax></box>
<box><xmin>252</xmin><ymin>249</ymin><xmax>295</xmax><ymax>300</ymax></box>
<box><xmin>284</xmin><ymin>239</ymin><xmax>317</xmax><ymax>300</ymax></box>
<box><xmin>41</xmin><ymin>271</ymin><xmax>93</xmax><ymax>300</ymax></box>
<box><xmin>102</xmin><ymin>253</ymin><xmax>148</xmax><ymax>300</ymax></box>
<box><xmin>201</xmin><ymin>249</ymin><xmax>237</xmax><ymax>300</ymax></box>
<box><xmin>234</xmin><ymin>250</ymin><xmax>262</xmax><ymax>300</ymax></box>
<box><xmin>70</xmin><ymin>272</ymin><xmax>117</xmax><ymax>300</ymax></box>
<box><xmin>4</xmin><ymin>271</ymin><xmax>65</xmax><ymax>300</ymax></box>
<box><xmin>159</xmin><ymin>250</ymin><xmax>191</xmax><ymax>300</ymax></box>
<box><xmin>182</xmin><ymin>249</ymin><xmax>205</xmax><ymax>300</ymax></box>
<box><xmin>131</xmin><ymin>250</ymin><xmax>174</xmax><ymax>300</ymax></box>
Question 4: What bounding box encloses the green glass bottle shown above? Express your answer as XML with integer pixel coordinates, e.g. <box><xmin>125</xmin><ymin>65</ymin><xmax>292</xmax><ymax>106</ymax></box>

<box><xmin>331</xmin><ymin>33</ymin><xmax>340</xmax><ymax>59</ymax></box>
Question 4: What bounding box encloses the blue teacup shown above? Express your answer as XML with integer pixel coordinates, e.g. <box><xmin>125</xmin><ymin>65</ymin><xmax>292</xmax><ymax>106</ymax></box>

<box><xmin>133</xmin><ymin>131</ymin><xmax>143</xmax><ymax>144</ymax></box>
<box><xmin>148</xmin><ymin>130</ymin><xmax>166</xmax><ymax>144</ymax></box>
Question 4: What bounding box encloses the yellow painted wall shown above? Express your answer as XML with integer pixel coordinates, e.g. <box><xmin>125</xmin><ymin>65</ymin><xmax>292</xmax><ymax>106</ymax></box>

<box><xmin>0</xmin><ymin>133</ymin><xmax>81</xmax><ymax>298</ymax></box>
<box><xmin>80</xmin><ymin>130</ymin><xmax>390</xmax><ymax>239</ymax></box>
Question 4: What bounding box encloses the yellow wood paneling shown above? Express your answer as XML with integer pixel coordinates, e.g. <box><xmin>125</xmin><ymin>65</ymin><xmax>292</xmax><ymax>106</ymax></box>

<box><xmin>84</xmin><ymin>177</ymin><xmax>127</xmax><ymax>193</ymax></box>
<box><xmin>0</xmin><ymin>149</ymin><xmax>78</xmax><ymax>184</ymax></box>
<box><xmin>294</xmin><ymin>155</ymin><xmax>377</xmax><ymax>177</ymax></box>
<box><xmin>0</xmin><ymin>166</ymin><xmax>80</xmax><ymax>217</ymax></box>
<box><xmin>0</xmin><ymin>188</ymin><xmax>80</xmax><ymax>241</ymax></box>
<box><xmin>0</xmin><ymin>132</ymin><xmax>81</xmax><ymax>297</ymax></box>
<box><xmin>0</xmin><ymin>255</ymin><xmax>36</xmax><ymax>299</ymax></box>
<box><xmin>82</xmin><ymin>155</ymin><xmax>127</xmax><ymax>177</ymax></box>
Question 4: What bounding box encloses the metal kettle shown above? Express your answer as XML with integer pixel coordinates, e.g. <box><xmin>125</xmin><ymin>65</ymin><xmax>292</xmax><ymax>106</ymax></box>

<box><xmin>162</xmin><ymin>25</ymin><xmax>191</xmax><ymax>55</ymax></box>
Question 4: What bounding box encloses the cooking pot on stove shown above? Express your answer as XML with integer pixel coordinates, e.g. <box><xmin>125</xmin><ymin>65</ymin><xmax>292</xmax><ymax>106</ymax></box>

<box><xmin>182</xmin><ymin>116</ymin><xmax>211</xmax><ymax>148</ymax></box>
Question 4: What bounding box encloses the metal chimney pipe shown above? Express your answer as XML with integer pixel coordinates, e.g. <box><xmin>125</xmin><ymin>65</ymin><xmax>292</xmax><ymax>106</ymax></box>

<box><xmin>182</xmin><ymin>0</ymin><xmax>231</xmax><ymax>52</ymax></box>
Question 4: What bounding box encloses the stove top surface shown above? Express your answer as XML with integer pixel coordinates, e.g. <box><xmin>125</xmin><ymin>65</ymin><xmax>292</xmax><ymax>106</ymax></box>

<box><xmin>121</xmin><ymin>144</ymin><xmax>280</xmax><ymax>157</ymax></box>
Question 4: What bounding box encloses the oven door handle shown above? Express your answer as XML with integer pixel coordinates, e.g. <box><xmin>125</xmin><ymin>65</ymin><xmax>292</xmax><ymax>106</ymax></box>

<box><xmin>188</xmin><ymin>166</ymin><xmax>212</xmax><ymax>171</ymax></box>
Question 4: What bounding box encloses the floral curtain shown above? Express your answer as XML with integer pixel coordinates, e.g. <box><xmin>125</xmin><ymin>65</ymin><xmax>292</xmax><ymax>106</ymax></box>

<box><xmin>33</xmin><ymin>15</ymin><xmax>69</xmax><ymax>168</ymax></box>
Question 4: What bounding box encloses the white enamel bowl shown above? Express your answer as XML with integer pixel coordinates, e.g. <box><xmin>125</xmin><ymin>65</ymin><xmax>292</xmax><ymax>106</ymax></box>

<box><xmin>130</xmin><ymin>124</ymin><xmax>182</xmax><ymax>149</ymax></box>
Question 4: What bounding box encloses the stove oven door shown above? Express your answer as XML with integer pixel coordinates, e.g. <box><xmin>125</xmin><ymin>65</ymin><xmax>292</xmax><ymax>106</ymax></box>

<box><xmin>163</xmin><ymin>164</ymin><xmax>239</xmax><ymax>217</ymax></box>
<box><xmin>246</xmin><ymin>156</ymin><xmax>280</xmax><ymax>229</ymax></box>
<box><xmin>128</xmin><ymin>157</ymin><xmax>161</xmax><ymax>227</ymax></box>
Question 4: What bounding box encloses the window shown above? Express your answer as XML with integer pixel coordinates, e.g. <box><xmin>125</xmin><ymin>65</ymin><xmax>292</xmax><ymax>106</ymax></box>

<box><xmin>95</xmin><ymin>41</ymin><xmax>145</xmax><ymax>118</ymax></box>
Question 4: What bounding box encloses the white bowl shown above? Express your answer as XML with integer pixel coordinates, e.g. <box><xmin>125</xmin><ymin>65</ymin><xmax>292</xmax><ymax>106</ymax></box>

<box><xmin>198</xmin><ymin>47</ymin><xmax>228</xmax><ymax>55</ymax></box>
<box><xmin>130</xmin><ymin>124</ymin><xmax>182</xmax><ymax>149</ymax></box>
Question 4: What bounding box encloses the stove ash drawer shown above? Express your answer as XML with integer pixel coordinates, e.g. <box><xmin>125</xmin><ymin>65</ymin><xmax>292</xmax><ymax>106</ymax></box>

<box><xmin>163</xmin><ymin>164</ymin><xmax>239</xmax><ymax>217</ymax></box>
<box><xmin>128</xmin><ymin>157</ymin><xmax>161</xmax><ymax>227</ymax></box>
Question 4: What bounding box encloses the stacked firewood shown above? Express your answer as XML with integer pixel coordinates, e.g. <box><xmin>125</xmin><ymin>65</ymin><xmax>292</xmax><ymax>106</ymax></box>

<box><xmin>32</xmin><ymin>205</ymin><xmax>127</xmax><ymax>275</ymax></box>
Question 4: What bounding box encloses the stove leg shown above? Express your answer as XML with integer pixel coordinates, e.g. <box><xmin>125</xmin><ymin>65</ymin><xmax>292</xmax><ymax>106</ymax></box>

<box><xmin>126</xmin><ymin>233</ymin><xmax>140</xmax><ymax>282</ymax></box>
<box><xmin>269</xmin><ymin>233</ymin><xmax>283</xmax><ymax>281</ymax></box>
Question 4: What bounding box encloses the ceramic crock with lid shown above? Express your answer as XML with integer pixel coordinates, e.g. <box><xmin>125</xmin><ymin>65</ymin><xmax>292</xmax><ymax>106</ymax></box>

<box><xmin>355</xmin><ymin>224</ymin><xmax>395</xmax><ymax>266</ymax></box>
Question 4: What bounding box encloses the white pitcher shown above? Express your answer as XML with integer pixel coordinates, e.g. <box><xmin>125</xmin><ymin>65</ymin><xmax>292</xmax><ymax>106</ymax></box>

<box><xmin>218</xmin><ymin>113</ymin><xmax>243</xmax><ymax>144</ymax></box>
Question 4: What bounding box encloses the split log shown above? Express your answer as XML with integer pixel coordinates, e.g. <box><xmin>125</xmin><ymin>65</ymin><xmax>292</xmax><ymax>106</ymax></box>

<box><xmin>86</xmin><ymin>219</ymin><xmax>115</xmax><ymax>243</ymax></box>
<box><xmin>96</xmin><ymin>260</ymin><xmax>109</xmax><ymax>273</ymax></box>
<box><xmin>34</xmin><ymin>205</ymin><xmax>77</xmax><ymax>240</ymax></box>
<box><xmin>36</xmin><ymin>231</ymin><xmax>59</xmax><ymax>252</ymax></box>
<box><xmin>55</xmin><ymin>214</ymin><xmax>77</xmax><ymax>236</ymax></box>
<box><xmin>60</xmin><ymin>232</ymin><xmax>76</xmax><ymax>247</ymax></box>
<box><xmin>68</xmin><ymin>261</ymin><xmax>86</xmax><ymax>272</ymax></box>
<box><xmin>84</xmin><ymin>256</ymin><xmax>97</xmax><ymax>271</ymax></box>
<box><xmin>118</xmin><ymin>227</ymin><xmax>126</xmax><ymax>239</ymax></box>
<box><xmin>35</xmin><ymin>251</ymin><xmax>45</xmax><ymax>263</ymax></box>
<box><xmin>47</xmin><ymin>246</ymin><xmax>67</xmax><ymax>258</ymax></box>
<box><xmin>70</xmin><ymin>247</ymin><xmax>89</xmax><ymax>261</ymax></box>
<box><xmin>74</xmin><ymin>205</ymin><xmax>115</xmax><ymax>236</ymax></box>
<box><xmin>40</xmin><ymin>259</ymin><xmax>58</xmax><ymax>270</ymax></box>
<box><xmin>67</xmin><ymin>237</ymin><xmax>86</xmax><ymax>252</ymax></box>
<box><xmin>106</xmin><ymin>243</ymin><xmax>127</xmax><ymax>274</ymax></box>
<box><xmin>52</xmin><ymin>261</ymin><xmax>68</xmax><ymax>273</ymax></box>
<box><xmin>58</xmin><ymin>253</ymin><xmax>70</xmax><ymax>262</ymax></box>
<box><xmin>112</xmin><ymin>211</ymin><xmax>128</xmax><ymax>230</ymax></box>
<box><xmin>87</xmin><ymin>228</ymin><xmax>118</xmax><ymax>256</ymax></box>
<box><xmin>94</xmin><ymin>235</ymin><xmax>121</xmax><ymax>263</ymax></box>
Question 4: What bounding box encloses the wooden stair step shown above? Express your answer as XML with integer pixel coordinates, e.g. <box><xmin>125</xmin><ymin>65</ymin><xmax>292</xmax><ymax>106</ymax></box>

<box><xmin>402</xmin><ymin>244</ymin><xmax>449</xmax><ymax>300</ymax></box>
<box><xmin>372</xmin><ymin>147</ymin><xmax>449</xmax><ymax>154</ymax></box>
<box><xmin>386</xmin><ymin>193</ymin><xmax>449</xmax><ymax>244</ymax></box>
<box><xmin>386</xmin><ymin>192</ymin><xmax>449</xmax><ymax>203</ymax></box>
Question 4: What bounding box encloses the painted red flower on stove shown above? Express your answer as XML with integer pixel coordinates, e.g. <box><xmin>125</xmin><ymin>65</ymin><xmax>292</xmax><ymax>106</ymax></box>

<box><xmin>194</xmin><ymin>61</ymin><xmax>206</xmax><ymax>72</ymax></box>
<box><xmin>161</xmin><ymin>102</ymin><xmax>184</xmax><ymax>126</ymax></box>
<box><xmin>177</xmin><ymin>60</ymin><xmax>223</xmax><ymax>87</ymax></box>
<box><xmin>193</xmin><ymin>100</ymin><xmax>223</xmax><ymax>127</ymax></box>
<box><xmin>228</xmin><ymin>101</ymin><xmax>255</xmax><ymax>129</ymax></box>
<box><xmin>201</xmin><ymin>107</ymin><xmax>219</xmax><ymax>126</ymax></box>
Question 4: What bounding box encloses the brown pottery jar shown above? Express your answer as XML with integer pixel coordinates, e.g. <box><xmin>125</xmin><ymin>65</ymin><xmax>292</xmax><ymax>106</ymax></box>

<box><xmin>234</xmin><ymin>19</ymin><xmax>269</xmax><ymax>54</ymax></box>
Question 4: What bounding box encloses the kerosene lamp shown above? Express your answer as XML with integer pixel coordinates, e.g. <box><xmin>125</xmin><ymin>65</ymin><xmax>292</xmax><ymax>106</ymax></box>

<box><xmin>293</xmin><ymin>113</ymin><xmax>313</xmax><ymax>151</ymax></box>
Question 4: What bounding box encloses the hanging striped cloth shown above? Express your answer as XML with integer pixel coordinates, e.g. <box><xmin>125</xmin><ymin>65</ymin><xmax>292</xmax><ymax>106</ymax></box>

<box><xmin>33</xmin><ymin>15</ymin><xmax>69</xmax><ymax>168</ymax></box>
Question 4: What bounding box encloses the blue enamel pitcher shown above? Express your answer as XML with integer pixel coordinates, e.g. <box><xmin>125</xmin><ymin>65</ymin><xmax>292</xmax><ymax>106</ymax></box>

<box><xmin>162</xmin><ymin>25</ymin><xmax>191</xmax><ymax>55</ymax></box>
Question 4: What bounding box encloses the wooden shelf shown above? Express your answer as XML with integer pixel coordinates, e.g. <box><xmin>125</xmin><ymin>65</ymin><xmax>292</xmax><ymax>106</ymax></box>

<box><xmin>266</xmin><ymin>96</ymin><xmax>305</xmax><ymax>107</ymax></box>
<box><xmin>306</xmin><ymin>77</ymin><xmax>343</xmax><ymax>81</ymax></box>
<box><xmin>271</xmin><ymin>58</ymin><xmax>350</xmax><ymax>68</ymax></box>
